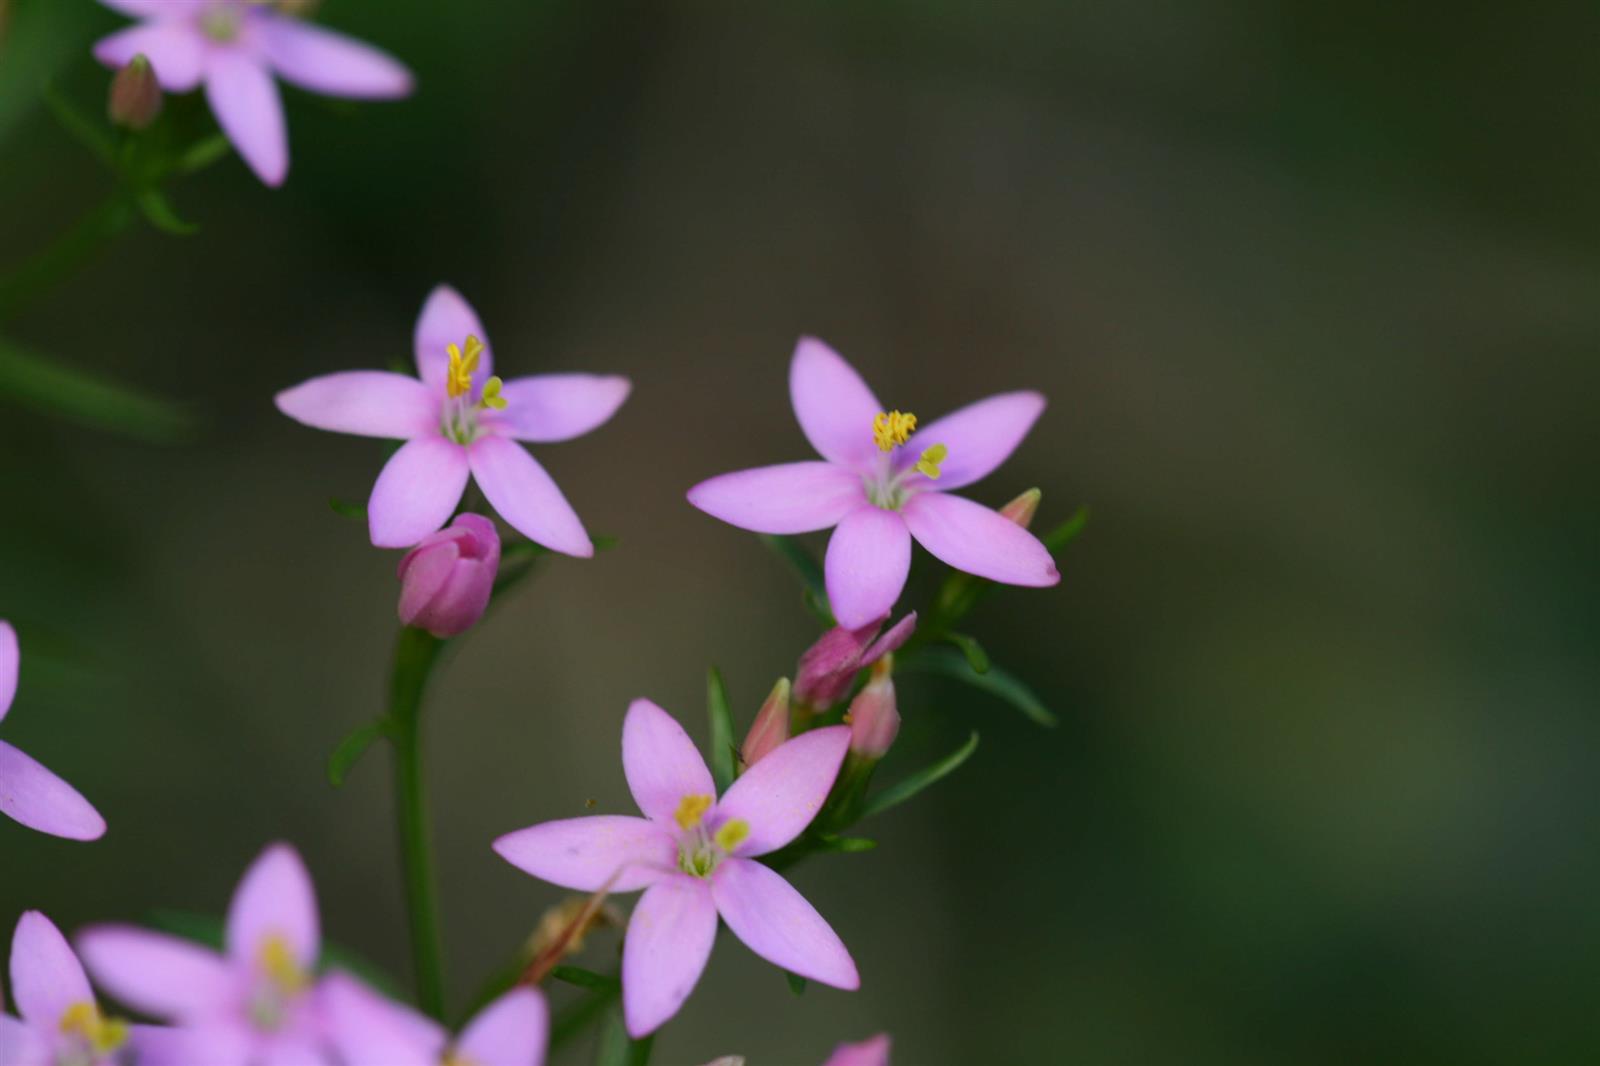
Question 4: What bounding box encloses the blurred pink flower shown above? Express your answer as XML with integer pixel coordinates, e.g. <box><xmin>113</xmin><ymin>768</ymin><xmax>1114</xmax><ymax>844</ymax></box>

<box><xmin>792</xmin><ymin>611</ymin><xmax>915</xmax><ymax>711</ymax></box>
<box><xmin>93</xmin><ymin>0</ymin><xmax>413</xmax><ymax>185</ymax></box>
<box><xmin>2</xmin><ymin>912</ymin><xmax>144</xmax><ymax>1066</ymax></box>
<box><xmin>397</xmin><ymin>513</ymin><xmax>501</xmax><ymax>637</ymax></box>
<box><xmin>323</xmin><ymin>973</ymin><xmax>547</xmax><ymax>1066</ymax></box>
<box><xmin>0</xmin><ymin>621</ymin><xmax>104</xmax><ymax>841</ymax></box>
<box><xmin>687</xmin><ymin>338</ymin><xmax>1058</xmax><ymax>627</ymax></box>
<box><xmin>823</xmin><ymin>1032</ymin><xmax>892</xmax><ymax>1066</ymax></box>
<box><xmin>276</xmin><ymin>286</ymin><xmax>629</xmax><ymax>551</ymax></box>
<box><xmin>494</xmin><ymin>699</ymin><xmax>859</xmax><ymax>1037</ymax></box>
<box><xmin>77</xmin><ymin>843</ymin><xmax>334</xmax><ymax>1065</ymax></box>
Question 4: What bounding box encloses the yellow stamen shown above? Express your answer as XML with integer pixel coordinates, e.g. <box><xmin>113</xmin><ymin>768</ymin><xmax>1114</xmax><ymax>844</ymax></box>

<box><xmin>445</xmin><ymin>334</ymin><xmax>485</xmax><ymax>399</ymax></box>
<box><xmin>714</xmin><ymin>818</ymin><xmax>750</xmax><ymax>852</ymax></box>
<box><xmin>914</xmin><ymin>442</ymin><xmax>947</xmax><ymax>479</ymax></box>
<box><xmin>674</xmin><ymin>793</ymin><xmax>713</xmax><ymax>830</ymax></box>
<box><xmin>872</xmin><ymin>410</ymin><xmax>917</xmax><ymax>451</ymax></box>
<box><xmin>60</xmin><ymin>1002</ymin><xmax>129</xmax><ymax>1055</ymax></box>
<box><xmin>478</xmin><ymin>375</ymin><xmax>507</xmax><ymax>410</ymax></box>
<box><xmin>443</xmin><ymin>1053</ymin><xmax>479</xmax><ymax>1066</ymax></box>
<box><xmin>258</xmin><ymin>934</ymin><xmax>307</xmax><ymax>993</ymax></box>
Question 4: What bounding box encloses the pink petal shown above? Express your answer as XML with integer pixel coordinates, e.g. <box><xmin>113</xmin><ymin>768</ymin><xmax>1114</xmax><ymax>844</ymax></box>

<box><xmin>205</xmin><ymin>52</ymin><xmax>288</xmax><ymax>186</ymax></box>
<box><xmin>0</xmin><ymin>620</ymin><xmax>16</xmax><ymax>722</ymax></box>
<box><xmin>901</xmin><ymin>492</ymin><xmax>1059</xmax><ymax>587</ymax></box>
<box><xmin>467</xmin><ymin>436</ymin><xmax>592</xmax><ymax>557</ymax></box>
<box><xmin>256</xmin><ymin>15</ymin><xmax>412</xmax><ymax>99</ymax></box>
<box><xmin>455</xmin><ymin>987</ymin><xmax>549</xmax><ymax>1066</ymax></box>
<box><xmin>414</xmin><ymin>286</ymin><xmax>491</xmax><ymax>393</ymax></box>
<box><xmin>824</xmin><ymin>507</ymin><xmax>911</xmax><ymax>629</ymax></box>
<box><xmin>98</xmin><ymin>0</ymin><xmax>174</xmax><ymax>17</ymax></box>
<box><xmin>710</xmin><ymin>858</ymin><xmax>858</xmax><ymax>989</ymax></box>
<box><xmin>895</xmin><ymin>390</ymin><xmax>1045</xmax><ymax>491</ymax></box>
<box><xmin>620</xmin><ymin>876</ymin><xmax>717</xmax><ymax>1038</ymax></box>
<box><xmin>622</xmin><ymin>699</ymin><xmax>716</xmax><ymax>826</ymax></box>
<box><xmin>492</xmin><ymin>816</ymin><xmax>675</xmax><ymax>893</ymax></box>
<box><xmin>0</xmin><ymin>740</ymin><xmax>104</xmax><ymax>841</ymax></box>
<box><xmin>258</xmin><ymin>1033</ymin><xmax>331</xmax><ymax>1066</ymax></box>
<box><xmin>789</xmin><ymin>337</ymin><xmax>883</xmax><ymax>471</ymax></box>
<box><xmin>130</xmin><ymin>1024</ymin><xmax>251</xmax><ymax>1066</ymax></box>
<box><xmin>75</xmin><ymin>926</ymin><xmax>231</xmax><ymax>1020</ymax></box>
<box><xmin>367</xmin><ymin>436</ymin><xmax>470</xmax><ymax>549</ymax></box>
<box><xmin>712</xmin><ymin>726</ymin><xmax>849</xmax><ymax>857</ymax></box>
<box><xmin>686</xmin><ymin>462</ymin><xmax>865</xmax><ymax>535</ymax></box>
<box><xmin>823</xmin><ymin>1033</ymin><xmax>893</xmax><ymax>1066</ymax></box>
<box><xmin>227</xmin><ymin>843</ymin><xmax>319</xmax><ymax>969</ymax></box>
<box><xmin>9</xmin><ymin>911</ymin><xmax>92</xmax><ymax>1028</ymax></box>
<box><xmin>862</xmin><ymin>611</ymin><xmax>917</xmax><ymax>664</ymax></box>
<box><xmin>489</xmin><ymin>374</ymin><xmax>630</xmax><ymax>443</ymax></box>
<box><xmin>274</xmin><ymin>371</ymin><xmax>436</xmax><ymax>440</ymax></box>
<box><xmin>92</xmin><ymin>22</ymin><xmax>205</xmax><ymax>91</ymax></box>
<box><xmin>0</xmin><ymin>1016</ymin><xmax>46</xmax><ymax>1066</ymax></box>
<box><xmin>321</xmin><ymin>972</ymin><xmax>442</xmax><ymax>1066</ymax></box>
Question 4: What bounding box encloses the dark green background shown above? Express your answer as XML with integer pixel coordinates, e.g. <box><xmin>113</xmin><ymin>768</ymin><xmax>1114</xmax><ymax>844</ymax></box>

<box><xmin>3</xmin><ymin>2</ymin><xmax>1598</xmax><ymax>1063</ymax></box>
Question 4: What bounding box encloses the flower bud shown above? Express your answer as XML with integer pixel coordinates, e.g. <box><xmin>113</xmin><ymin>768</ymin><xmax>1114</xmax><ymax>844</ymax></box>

<box><xmin>999</xmin><ymin>487</ymin><xmax>1041</xmax><ymax>530</ymax></box>
<box><xmin>845</xmin><ymin>657</ymin><xmax>899</xmax><ymax>759</ymax></box>
<box><xmin>396</xmin><ymin>513</ymin><xmax>500</xmax><ymax>637</ymax></box>
<box><xmin>740</xmin><ymin>678</ymin><xmax>790</xmax><ymax>769</ymax></box>
<box><xmin>108</xmin><ymin>54</ymin><xmax>162</xmax><ymax>130</ymax></box>
<box><xmin>793</xmin><ymin>612</ymin><xmax>916</xmax><ymax>711</ymax></box>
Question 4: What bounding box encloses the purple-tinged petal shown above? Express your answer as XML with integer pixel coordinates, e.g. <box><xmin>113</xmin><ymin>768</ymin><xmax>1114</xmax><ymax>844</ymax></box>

<box><xmin>824</xmin><ymin>507</ymin><xmax>911</xmax><ymax>629</ymax></box>
<box><xmin>823</xmin><ymin>1033</ymin><xmax>892</xmax><ymax>1066</ymax></box>
<box><xmin>321</xmin><ymin>973</ymin><xmax>442</xmax><ymax>1066</ymax></box>
<box><xmin>622</xmin><ymin>699</ymin><xmax>716</xmax><ymax>826</ymax></box>
<box><xmin>414</xmin><ymin>286</ymin><xmax>491</xmax><ymax>393</ymax></box>
<box><xmin>0</xmin><ymin>740</ymin><xmax>104</xmax><ymax>841</ymax></box>
<box><xmin>710</xmin><ymin>858</ymin><xmax>858</xmax><ymax>989</ymax></box>
<box><xmin>130</xmin><ymin>1024</ymin><xmax>251</xmax><ymax>1066</ymax></box>
<box><xmin>0</xmin><ymin>1016</ymin><xmax>46</xmax><ymax>1066</ymax></box>
<box><xmin>901</xmin><ymin>492</ymin><xmax>1059</xmax><ymax>587</ymax></box>
<box><xmin>274</xmin><ymin>371</ymin><xmax>436</xmax><ymax>440</ymax></box>
<box><xmin>467</xmin><ymin>436</ymin><xmax>593</xmax><ymax>557</ymax></box>
<box><xmin>75</xmin><ymin>926</ymin><xmax>230</xmax><ymax>1020</ymax></box>
<box><xmin>10</xmin><ymin>911</ymin><xmax>92</xmax><ymax>1028</ymax></box>
<box><xmin>256</xmin><ymin>15</ymin><xmax>413</xmax><ymax>99</ymax></box>
<box><xmin>862</xmin><ymin>611</ymin><xmax>916</xmax><ymax>664</ymax></box>
<box><xmin>258</xmin><ymin>1033</ymin><xmax>332</xmax><ymax>1066</ymax></box>
<box><xmin>895</xmin><ymin>391</ymin><xmax>1045</xmax><ymax>491</ymax></box>
<box><xmin>205</xmin><ymin>52</ymin><xmax>288</xmax><ymax>186</ymax></box>
<box><xmin>713</xmin><ymin>726</ymin><xmax>849</xmax><ymax>857</ymax></box>
<box><xmin>227</xmin><ymin>843</ymin><xmax>319</xmax><ymax>969</ymax></box>
<box><xmin>687</xmin><ymin>463</ymin><xmax>864</xmax><ymax>535</ymax></box>
<box><xmin>789</xmin><ymin>337</ymin><xmax>883</xmax><ymax>471</ymax></box>
<box><xmin>489</xmin><ymin>374</ymin><xmax>630</xmax><ymax>443</ymax></box>
<box><xmin>0</xmin><ymin>620</ymin><xmax>15</xmax><ymax>721</ymax></box>
<box><xmin>620</xmin><ymin>876</ymin><xmax>717</xmax><ymax>1038</ymax></box>
<box><xmin>493</xmin><ymin>816</ymin><xmax>675</xmax><ymax>893</ymax></box>
<box><xmin>455</xmin><ymin>987</ymin><xmax>549</xmax><ymax>1066</ymax></box>
<box><xmin>92</xmin><ymin>22</ymin><xmax>205</xmax><ymax>91</ymax></box>
<box><xmin>367</xmin><ymin>436</ymin><xmax>470</xmax><ymax>549</ymax></box>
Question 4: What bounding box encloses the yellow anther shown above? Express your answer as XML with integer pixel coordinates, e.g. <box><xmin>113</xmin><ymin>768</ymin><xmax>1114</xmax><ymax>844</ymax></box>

<box><xmin>914</xmin><ymin>443</ymin><xmax>948</xmax><ymax>479</ymax></box>
<box><xmin>446</xmin><ymin>334</ymin><xmax>485</xmax><ymax>399</ymax></box>
<box><xmin>872</xmin><ymin>410</ymin><xmax>918</xmax><ymax>451</ymax></box>
<box><xmin>674</xmin><ymin>794</ymin><xmax>714</xmax><ymax>830</ymax></box>
<box><xmin>443</xmin><ymin>1053</ymin><xmax>479</xmax><ymax>1066</ymax></box>
<box><xmin>478</xmin><ymin>375</ymin><xmax>508</xmax><ymax>410</ymax></box>
<box><xmin>258</xmin><ymin>934</ymin><xmax>307</xmax><ymax>993</ymax></box>
<box><xmin>714</xmin><ymin>818</ymin><xmax>751</xmax><ymax>852</ymax></box>
<box><xmin>60</xmin><ymin>1002</ymin><xmax>129</xmax><ymax>1055</ymax></box>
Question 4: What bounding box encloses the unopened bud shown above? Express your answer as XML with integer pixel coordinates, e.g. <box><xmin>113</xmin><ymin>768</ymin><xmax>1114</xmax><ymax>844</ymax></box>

<box><xmin>999</xmin><ymin>487</ymin><xmax>1041</xmax><ymax>530</ymax></box>
<box><xmin>396</xmin><ymin>513</ymin><xmax>500</xmax><ymax>637</ymax></box>
<box><xmin>793</xmin><ymin>612</ymin><xmax>916</xmax><ymax>711</ymax></box>
<box><xmin>529</xmin><ymin>894</ymin><xmax>621</xmax><ymax>961</ymax></box>
<box><xmin>740</xmin><ymin>678</ymin><xmax>790</xmax><ymax>769</ymax></box>
<box><xmin>108</xmin><ymin>54</ymin><xmax>162</xmax><ymax>130</ymax></box>
<box><xmin>845</xmin><ymin>657</ymin><xmax>899</xmax><ymax>759</ymax></box>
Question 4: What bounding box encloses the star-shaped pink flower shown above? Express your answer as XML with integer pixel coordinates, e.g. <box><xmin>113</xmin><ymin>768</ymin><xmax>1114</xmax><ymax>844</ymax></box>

<box><xmin>494</xmin><ymin>700</ymin><xmax>859</xmax><ymax>1037</ymax></box>
<box><xmin>0</xmin><ymin>621</ymin><xmax>104</xmax><ymax>841</ymax></box>
<box><xmin>687</xmin><ymin>338</ymin><xmax>1059</xmax><ymax>628</ymax></box>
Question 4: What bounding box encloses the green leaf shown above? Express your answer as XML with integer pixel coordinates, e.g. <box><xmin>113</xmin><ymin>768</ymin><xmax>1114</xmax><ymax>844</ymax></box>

<box><xmin>1043</xmin><ymin>505</ymin><xmax>1090</xmax><ymax>554</ymax></box>
<box><xmin>595</xmin><ymin>1004</ymin><xmax>654</xmax><ymax>1066</ymax></box>
<box><xmin>761</xmin><ymin>534</ymin><xmax>833</xmax><ymax>622</ymax></box>
<box><xmin>942</xmin><ymin>632</ymin><xmax>990</xmax><ymax>674</ymax></box>
<box><xmin>136</xmin><ymin>188</ymin><xmax>198</xmax><ymax>236</ymax></box>
<box><xmin>817</xmin><ymin>835</ymin><xmax>877</xmax><ymax>853</ymax></box>
<box><xmin>901</xmin><ymin>647</ymin><xmax>1056</xmax><ymax>727</ymax></box>
<box><xmin>786</xmin><ymin>971</ymin><xmax>809</xmax><ymax>996</ymax></box>
<box><xmin>0</xmin><ymin>335</ymin><xmax>193</xmax><ymax>442</ymax></box>
<box><xmin>551</xmin><ymin>965</ymin><xmax>620</xmax><ymax>992</ymax></box>
<box><xmin>42</xmin><ymin>83</ymin><xmax>114</xmax><ymax>165</ymax></box>
<box><xmin>327</xmin><ymin>720</ymin><xmax>390</xmax><ymax>787</ymax></box>
<box><xmin>706</xmin><ymin>667</ymin><xmax>735</xmax><ymax>793</ymax></box>
<box><xmin>175</xmin><ymin>133</ymin><xmax>231</xmax><ymax>175</ymax></box>
<box><xmin>329</xmin><ymin>497</ymin><xmax>367</xmax><ymax>520</ymax></box>
<box><xmin>862</xmin><ymin>731</ymin><xmax>980</xmax><ymax>819</ymax></box>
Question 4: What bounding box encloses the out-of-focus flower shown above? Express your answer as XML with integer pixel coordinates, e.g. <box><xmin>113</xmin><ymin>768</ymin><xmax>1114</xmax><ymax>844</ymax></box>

<box><xmin>323</xmin><ymin>974</ymin><xmax>547</xmax><ymax>1066</ymax></box>
<box><xmin>2</xmin><ymin>912</ymin><xmax>140</xmax><ymax>1066</ymax></box>
<box><xmin>687</xmin><ymin>338</ymin><xmax>1058</xmax><ymax>627</ymax></box>
<box><xmin>0</xmin><ymin>621</ymin><xmax>105</xmax><ymax>841</ymax></box>
<box><xmin>739</xmin><ymin>677</ymin><xmax>790</xmax><ymax>768</ymax></box>
<box><xmin>276</xmin><ymin>286</ymin><xmax>629</xmax><ymax>551</ymax></box>
<box><xmin>77</xmin><ymin>843</ymin><xmax>331</xmax><ymax>1064</ymax></box>
<box><xmin>108</xmin><ymin>53</ymin><xmax>162</xmax><ymax>129</ymax></box>
<box><xmin>397</xmin><ymin>513</ymin><xmax>501</xmax><ymax>637</ymax></box>
<box><xmin>845</xmin><ymin>658</ymin><xmax>898</xmax><ymax>760</ymax></box>
<box><xmin>793</xmin><ymin>612</ymin><xmax>915</xmax><ymax>712</ymax></box>
<box><xmin>528</xmin><ymin>895</ymin><xmax>622</xmax><ymax>961</ymax></box>
<box><xmin>92</xmin><ymin>0</ymin><xmax>412</xmax><ymax>185</ymax></box>
<box><xmin>494</xmin><ymin>699</ymin><xmax>859</xmax><ymax>1037</ymax></box>
<box><xmin>823</xmin><ymin>1032</ymin><xmax>892</xmax><ymax>1066</ymax></box>
<box><xmin>998</xmin><ymin>487</ymin><xmax>1041</xmax><ymax>529</ymax></box>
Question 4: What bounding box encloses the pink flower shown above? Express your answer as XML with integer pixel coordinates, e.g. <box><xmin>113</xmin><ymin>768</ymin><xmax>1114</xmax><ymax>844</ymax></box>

<box><xmin>1</xmin><ymin>912</ymin><xmax>143</xmax><ymax>1066</ymax></box>
<box><xmin>823</xmin><ymin>1033</ymin><xmax>892</xmax><ymax>1066</ymax></box>
<box><xmin>793</xmin><ymin>612</ymin><xmax>915</xmax><ymax>712</ymax></box>
<box><xmin>92</xmin><ymin>0</ymin><xmax>413</xmax><ymax>186</ymax></box>
<box><xmin>77</xmin><ymin>843</ymin><xmax>335</xmax><ymax>1065</ymax></box>
<box><xmin>494</xmin><ymin>700</ymin><xmax>859</xmax><ymax>1037</ymax></box>
<box><xmin>322</xmin><ymin>973</ymin><xmax>547</xmax><ymax>1066</ymax></box>
<box><xmin>276</xmin><ymin>286</ymin><xmax>629</xmax><ymax>552</ymax></box>
<box><xmin>687</xmin><ymin>338</ymin><xmax>1059</xmax><ymax>627</ymax></box>
<box><xmin>0</xmin><ymin>621</ymin><xmax>105</xmax><ymax>841</ymax></box>
<box><xmin>397</xmin><ymin>513</ymin><xmax>501</xmax><ymax>637</ymax></box>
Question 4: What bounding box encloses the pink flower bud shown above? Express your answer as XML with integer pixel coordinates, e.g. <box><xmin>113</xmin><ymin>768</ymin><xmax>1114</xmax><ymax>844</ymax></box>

<box><xmin>740</xmin><ymin>678</ymin><xmax>790</xmax><ymax>769</ymax></box>
<box><xmin>395</xmin><ymin>513</ymin><xmax>500</xmax><ymax>637</ymax></box>
<box><xmin>108</xmin><ymin>54</ymin><xmax>162</xmax><ymax>130</ymax></box>
<box><xmin>998</xmin><ymin>487</ymin><xmax>1041</xmax><ymax>529</ymax></box>
<box><xmin>846</xmin><ymin>658</ymin><xmax>899</xmax><ymax>759</ymax></box>
<box><xmin>793</xmin><ymin>612</ymin><xmax>916</xmax><ymax>711</ymax></box>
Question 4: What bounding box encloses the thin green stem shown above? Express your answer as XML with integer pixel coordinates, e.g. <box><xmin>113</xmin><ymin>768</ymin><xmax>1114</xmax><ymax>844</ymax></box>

<box><xmin>0</xmin><ymin>192</ymin><xmax>135</xmax><ymax>323</ymax></box>
<box><xmin>388</xmin><ymin>625</ymin><xmax>447</xmax><ymax>1019</ymax></box>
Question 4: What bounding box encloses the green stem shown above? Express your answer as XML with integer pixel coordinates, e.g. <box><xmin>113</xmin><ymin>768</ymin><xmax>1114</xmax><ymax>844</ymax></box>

<box><xmin>388</xmin><ymin>625</ymin><xmax>447</xmax><ymax>1019</ymax></box>
<box><xmin>0</xmin><ymin>192</ymin><xmax>136</xmax><ymax>323</ymax></box>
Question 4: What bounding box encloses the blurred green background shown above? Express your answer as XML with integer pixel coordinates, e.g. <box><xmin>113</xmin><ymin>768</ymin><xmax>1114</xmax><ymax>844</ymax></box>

<box><xmin>4</xmin><ymin>2</ymin><xmax>1599</xmax><ymax>1063</ymax></box>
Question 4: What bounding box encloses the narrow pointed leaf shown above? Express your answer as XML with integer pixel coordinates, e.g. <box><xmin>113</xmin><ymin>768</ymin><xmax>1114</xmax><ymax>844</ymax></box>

<box><xmin>786</xmin><ymin>972</ymin><xmax>808</xmax><ymax>996</ymax></box>
<box><xmin>176</xmin><ymin>133</ymin><xmax>232</xmax><ymax>175</ymax></box>
<box><xmin>596</xmin><ymin>1005</ymin><xmax>653</xmax><ymax>1066</ymax></box>
<box><xmin>901</xmin><ymin>647</ymin><xmax>1056</xmax><ymax>727</ymax></box>
<box><xmin>942</xmin><ymin>632</ymin><xmax>990</xmax><ymax>674</ymax></box>
<box><xmin>42</xmin><ymin>83</ymin><xmax>114</xmax><ymax>165</ymax></box>
<box><xmin>1042</xmin><ymin>505</ymin><xmax>1090</xmax><ymax>554</ymax></box>
<box><xmin>761</xmin><ymin>535</ymin><xmax>827</xmax><ymax>598</ymax></box>
<box><xmin>551</xmin><ymin>965</ymin><xmax>619</xmax><ymax>992</ymax></box>
<box><xmin>136</xmin><ymin>188</ymin><xmax>199</xmax><ymax>236</ymax></box>
<box><xmin>0</xmin><ymin>336</ymin><xmax>192</xmax><ymax>441</ymax></box>
<box><xmin>329</xmin><ymin>497</ymin><xmax>367</xmax><ymax>520</ymax></box>
<box><xmin>862</xmin><ymin>731</ymin><xmax>980</xmax><ymax>819</ymax></box>
<box><xmin>327</xmin><ymin>719</ymin><xmax>390</xmax><ymax>787</ymax></box>
<box><xmin>707</xmin><ymin>666</ymin><xmax>735</xmax><ymax>792</ymax></box>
